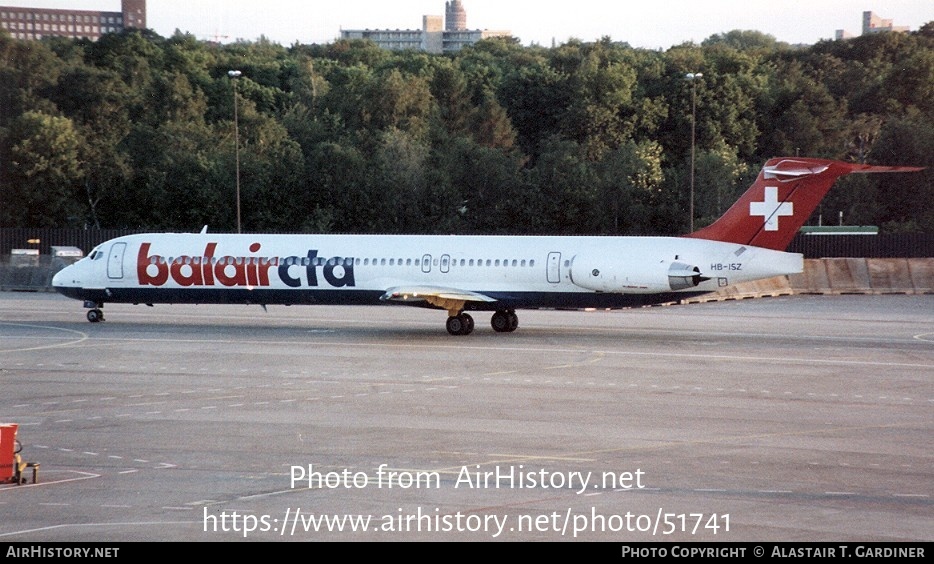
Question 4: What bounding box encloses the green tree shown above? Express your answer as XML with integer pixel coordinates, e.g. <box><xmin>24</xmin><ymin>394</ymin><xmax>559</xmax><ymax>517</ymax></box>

<box><xmin>595</xmin><ymin>140</ymin><xmax>664</xmax><ymax>234</ymax></box>
<box><xmin>558</xmin><ymin>40</ymin><xmax>638</xmax><ymax>160</ymax></box>
<box><xmin>869</xmin><ymin>112</ymin><xmax>934</xmax><ymax>231</ymax></box>
<box><xmin>498</xmin><ymin>62</ymin><xmax>570</xmax><ymax>157</ymax></box>
<box><xmin>760</xmin><ymin>61</ymin><xmax>848</xmax><ymax>158</ymax></box>
<box><xmin>4</xmin><ymin>111</ymin><xmax>83</xmax><ymax>227</ymax></box>
<box><xmin>527</xmin><ymin>136</ymin><xmax>598</xmax><ymax>234</ymax></box>
<box><xmin>692</xmin><ymin>144</ymin><xmax>750</xmax><ymax>228</ymax></box>
<box><xmin>375</xmin><ymin>127</ymin><xmax>429</xmax><ymax>232</ymax></box>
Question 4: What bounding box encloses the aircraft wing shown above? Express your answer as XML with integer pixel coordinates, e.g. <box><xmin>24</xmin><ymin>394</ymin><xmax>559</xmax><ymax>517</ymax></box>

<box><xmin>379</xmin><ymin>286</ymin><xmax>498</xmax><ymax>311</ymax></box>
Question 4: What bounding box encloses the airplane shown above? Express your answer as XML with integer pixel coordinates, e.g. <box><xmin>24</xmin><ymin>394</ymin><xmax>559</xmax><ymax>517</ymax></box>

<box><xmin>52</xmin><ymin>157</ymin><xmax>922</xmax><ymax>335</ymax></box>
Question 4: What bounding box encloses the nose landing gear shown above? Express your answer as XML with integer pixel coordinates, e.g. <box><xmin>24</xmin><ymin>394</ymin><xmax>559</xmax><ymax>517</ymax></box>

<box><xmin>84</xmin><ymin>300</ymin><xmax>104</xmax><ymax>323</ymax></box>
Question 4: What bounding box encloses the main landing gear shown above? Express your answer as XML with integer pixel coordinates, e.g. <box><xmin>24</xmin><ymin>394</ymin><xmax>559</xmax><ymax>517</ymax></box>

<box><xmin>490</xmin><ymin>310</ymin><xmax>519</xmax><ymax>333</ymax></box>
<box><xmin>446</xmin><ymin>312</ymin><xmax>474</xmax><ymax>335</ymax></box>
<box><xmin>445</xmin><ymin>310</ymin><xmax>518</xmax><ymax>336</ymax></box>
<box><xmin>84</xmin><ymin>301</ymin><xmax>104</xmax><ymax>323</ymax></box>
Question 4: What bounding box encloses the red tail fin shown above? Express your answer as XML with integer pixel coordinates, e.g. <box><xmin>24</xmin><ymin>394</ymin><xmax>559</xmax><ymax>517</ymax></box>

<box><xmin>685</xmin><ymin>157</ymin><xmax>923</xmax><ymax>251</ymax></box>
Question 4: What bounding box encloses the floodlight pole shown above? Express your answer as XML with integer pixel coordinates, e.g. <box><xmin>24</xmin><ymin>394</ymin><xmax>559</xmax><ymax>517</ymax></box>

<box><xmin>228</xmin><ymin>70</ymin><xmax>242</xmax><ymax>233</ymax></box>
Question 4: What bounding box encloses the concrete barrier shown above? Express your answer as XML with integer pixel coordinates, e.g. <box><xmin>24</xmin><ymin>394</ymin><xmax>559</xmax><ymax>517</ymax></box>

<box><xmin>684</xmin><ymin>258</ymin><xmax>933</xmax><ymax>303</ymax></box>
<box><xmin>907</xmin><ymin>258</ymin><xmax>934</xmax><ymax>293</ymax></box>
<box><xmin>798</xmin><ymin>258</ymin><xmax>933</xmax><ymax>295</ymax></box>
<box><xmin>867</xmin><ymin>258</ymin><xmax>914</xmax><ymax>293</ymax></box>
<box><xmin>826</xmin><ymin>258</ymin><xmax>873</xmax><ymax>293</ymax></box>
<box><xmin>788</xmin><ymin>260</ymin><xmax>827</xmax><ymax>294</ymax></box>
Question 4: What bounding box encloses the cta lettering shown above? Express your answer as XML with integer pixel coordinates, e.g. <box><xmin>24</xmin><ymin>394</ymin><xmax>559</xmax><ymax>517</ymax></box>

<box><xmin>137</xmin><ymin>242</ymin><xmax>355</xmax><ymax>288</ymax></box>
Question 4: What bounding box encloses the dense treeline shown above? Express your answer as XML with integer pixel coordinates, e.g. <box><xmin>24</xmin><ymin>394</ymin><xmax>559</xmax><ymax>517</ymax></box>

<box><xmin>1</xmin><ymin>26</ymin><xmax>932</xmax><ymax>234</ymax></box>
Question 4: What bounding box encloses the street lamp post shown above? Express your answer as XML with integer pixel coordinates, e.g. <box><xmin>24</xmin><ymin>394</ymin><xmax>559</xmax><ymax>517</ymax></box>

<box><xmin>685</xmin><ymin>72</ymin><xmax>703</xmax><ymax>233</ymax></box>
<box><xmin>228</xmin><ymin>70</ymin><xmax>242</xmax><ymax>233</ymax></box>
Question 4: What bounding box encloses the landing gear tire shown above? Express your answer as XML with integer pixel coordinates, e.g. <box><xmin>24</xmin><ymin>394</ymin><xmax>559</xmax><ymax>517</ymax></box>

<box><xmin>491</xmin><ymin>311</ymin><xmax>518</xmax><ymax>333</ymax></box>
<box><xmin>446</xmin><ymin>313</ymin><xmax>474</xmax><ymax>336</ymax></box>
<box><xmin>86</xmin><ymin>308</ymin><xmax>104</xmax><ymax>323</ymax></box>
<box><xmin>463</xmin><ymin>313</ymin><xmax>474</xmax><ymax>334</ymax></box>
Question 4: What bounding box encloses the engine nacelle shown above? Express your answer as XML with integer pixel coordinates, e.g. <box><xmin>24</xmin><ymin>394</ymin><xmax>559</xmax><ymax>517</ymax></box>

<box><xmin>569</xmin><ymin>257</ymin><xmax>708</xmax><ymax>293</ymax></box>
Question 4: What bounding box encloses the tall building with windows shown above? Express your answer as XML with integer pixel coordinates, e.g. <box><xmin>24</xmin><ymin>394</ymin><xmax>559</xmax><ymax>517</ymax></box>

<box><xmin>0</xmin><ymin>0</ymin><xmax>145</xmax><ymax>42</ymax></box>
<box><xmin>862</xmin><ymin>11</ymin><xmax>910</xmax><ymax>35</ymax></box>
<box><xmin>836</xmin><ymin>10</ymin><xmax>910</xmax><ymax>40</ymax></box>
<box><xmin>341</xmin><ymin>0</ymin><xmax>510</xmax><ymax>54</ymax></box>
<box><xmin>445</xmin><ymin>0</ymin><xmax>466</xmax><ymax>31</ymax></box>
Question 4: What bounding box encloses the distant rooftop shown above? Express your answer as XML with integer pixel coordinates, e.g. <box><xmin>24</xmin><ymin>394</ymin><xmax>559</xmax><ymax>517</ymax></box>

<box><xmin>340</xmin><ymin>1</ymin><xmax>511</xmax><ymax>54</ymax></box>
<box><xmin>835</xmin><ymin>10</ymin><xmax>910</xmax><ymax>41</ymax></box>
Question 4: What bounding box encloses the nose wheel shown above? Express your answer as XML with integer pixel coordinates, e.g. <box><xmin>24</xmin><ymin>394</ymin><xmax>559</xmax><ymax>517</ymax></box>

<box><xmin>84</xmin><ymin>301</ymin><xmax>105</xmax><ymax>322</ymax></box>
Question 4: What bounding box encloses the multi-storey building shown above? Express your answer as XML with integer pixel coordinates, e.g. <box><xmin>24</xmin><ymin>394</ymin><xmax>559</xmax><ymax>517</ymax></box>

<box><xmin>0</xmin><ymin>0</ymin><xmax>145</xmax><ymax>42</ymax></box>
<box><xmin>836</xmin><ymin>10</ymin><xmax>910</xmax><ymax>40</ymax></box>
<box><xmin>862</xmin><ymin>11</ymin><xmax>910</xmax><ymax>35</ymax></box>
<box><xmin>341</xmin><ymin>0</ymin><xmax>510</xmax><ymax>54</ymax></box>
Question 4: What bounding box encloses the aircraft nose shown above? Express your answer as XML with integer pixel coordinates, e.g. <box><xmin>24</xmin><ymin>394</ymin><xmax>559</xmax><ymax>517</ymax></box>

<box><xmin>52</xmin><ymin>265</ymin><xmax>72</xmax><ymax>287</ymax></box>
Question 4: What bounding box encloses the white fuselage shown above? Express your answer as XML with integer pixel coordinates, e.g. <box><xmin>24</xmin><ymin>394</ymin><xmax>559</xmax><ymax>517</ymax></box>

<box><xmin>52</xmin><ymin>233</ymin><xmax>802</xmax><ymax>311</ymax></box>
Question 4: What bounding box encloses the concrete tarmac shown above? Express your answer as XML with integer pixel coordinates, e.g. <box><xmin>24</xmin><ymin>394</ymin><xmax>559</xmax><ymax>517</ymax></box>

<box><xmin>0</xmin><ymin>292</ymin><xmax>931</xmax><ymax>541</ymax></box>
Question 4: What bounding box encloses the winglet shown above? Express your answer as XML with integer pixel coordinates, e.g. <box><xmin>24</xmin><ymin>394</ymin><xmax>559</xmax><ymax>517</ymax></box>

<box><xmin>685</xmin><ymin>158</ymin><xmax>924</xmax><ymax>251</ymax></box>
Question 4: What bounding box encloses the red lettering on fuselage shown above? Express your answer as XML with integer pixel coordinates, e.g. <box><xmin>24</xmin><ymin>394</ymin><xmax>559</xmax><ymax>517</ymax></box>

<box><xmin>138</xmin><ymin>243</ymin><xmax>169</xmax><ymax>286</ymax></box>
<box><xmin>136</xmin><ymin>242</ymin><xmax>354</xmax><ymax>288</ymax></box>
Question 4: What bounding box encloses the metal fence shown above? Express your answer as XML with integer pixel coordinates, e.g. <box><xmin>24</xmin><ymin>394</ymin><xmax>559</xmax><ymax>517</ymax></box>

<box><xmin>786</xmin><ymin>233</ymin><xmax>934</xmax><ymax>258</ymax></box>
<box><xmin>0</xmin><ymin>255</ymin><xmax>68</xmax><ymax>291</ymax></box>
<box><xmin>0</xmin><ymin>228</ymin><xmax>137</xmax><ymax>257</ymax></box>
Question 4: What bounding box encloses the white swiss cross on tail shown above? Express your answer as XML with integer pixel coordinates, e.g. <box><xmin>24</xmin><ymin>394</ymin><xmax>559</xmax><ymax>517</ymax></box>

<box><xmin>749</xmin><ymin>186</ymin><xmax>793</xmax><ymax>231</ymax></box>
